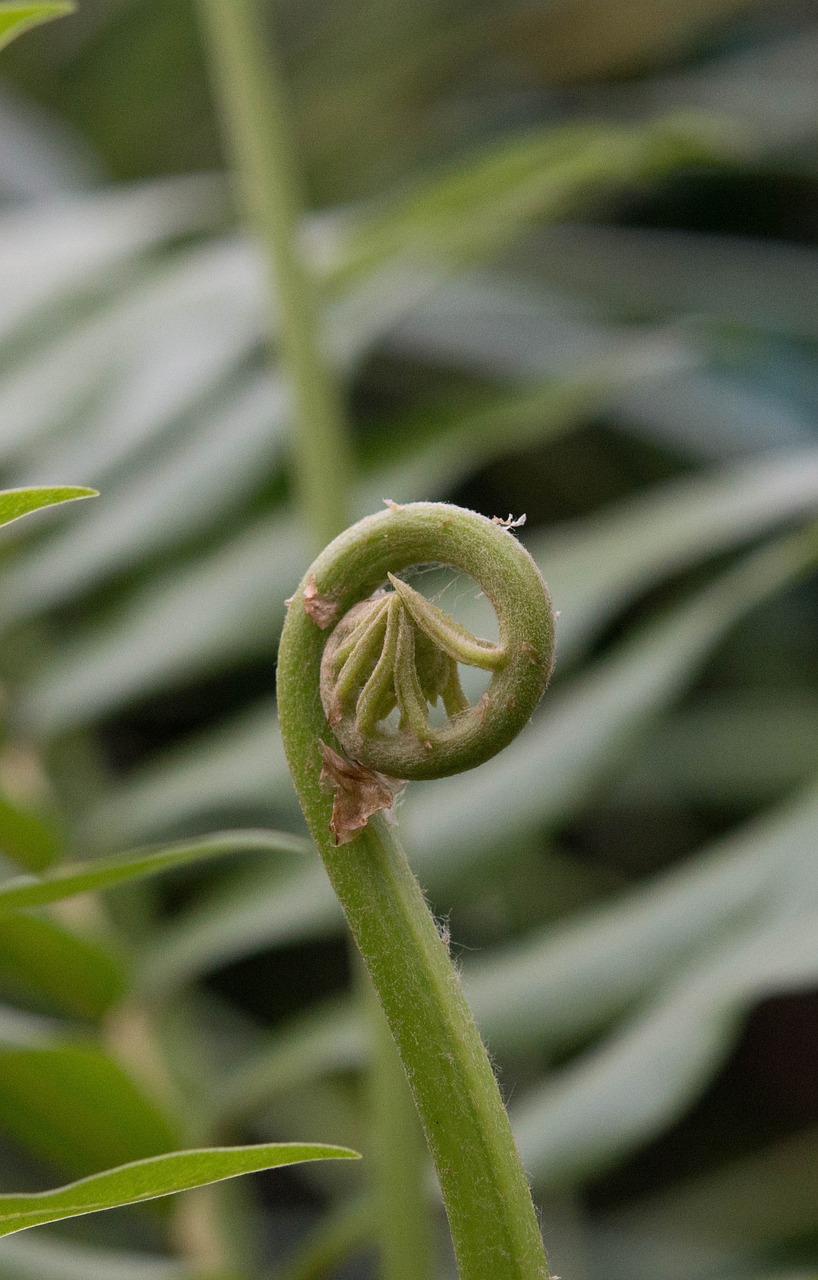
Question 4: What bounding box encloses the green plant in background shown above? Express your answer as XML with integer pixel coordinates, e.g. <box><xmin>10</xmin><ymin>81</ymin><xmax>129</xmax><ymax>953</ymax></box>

<box><xmin>0</xmin><ymin>0</ymin><xmax>818</xmax><ymax>1279</ymax></box>
<box><xmin>0</xmin><ymin>491</ymin><xmax>359</xmax><ymax>1237</ymax></box>
<box><xmin>0</xmin><ymin>2</ymin><xmax>362</xmax><ymax>1263</ymax></box>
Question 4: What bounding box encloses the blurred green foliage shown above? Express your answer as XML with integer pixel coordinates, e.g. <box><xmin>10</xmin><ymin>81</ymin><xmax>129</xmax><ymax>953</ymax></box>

<box><xmin>0</xmin><ymin>0</ymin><xmax>818</xmax><ymax>1277</ymax></box>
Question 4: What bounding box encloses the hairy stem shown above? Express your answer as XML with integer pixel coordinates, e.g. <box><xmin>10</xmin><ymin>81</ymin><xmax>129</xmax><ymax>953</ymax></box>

<box><xmin>365</xmin><ymin>967</ymin><xmax>436</xmax><ymax>1280</ymax></box>
<box><xmin>278</xmin><ymin>502</ymin><xmax>554</xmax><ymax>1279</ymax></box>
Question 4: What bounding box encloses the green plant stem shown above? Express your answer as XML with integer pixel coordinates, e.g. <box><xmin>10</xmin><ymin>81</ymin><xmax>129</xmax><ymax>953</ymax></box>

<box><xmin>195</xmin><ymin>0</ymin><xmax>353</xmax><ymax>549</ymax></box>
<box><xmin>277</xmin><ymin>503</ymin><xmax>553</xmax><ymax>1280</ymax></box>
<box><xmin>197</xmin><ymin>8</ymin><xmax>433</xmax><ymax>1277</ymax></box>
<box><xmin>364</xmin><ymin>961</ymin><xmax>436</xmax><ymax>1280</ymax></box>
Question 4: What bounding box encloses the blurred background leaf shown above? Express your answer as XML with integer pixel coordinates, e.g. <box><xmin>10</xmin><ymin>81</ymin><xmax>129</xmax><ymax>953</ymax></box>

<box><xmin>0</xmin><ymin>1</ymin><xmax>817</xmax><ymax>1278</ymax></box>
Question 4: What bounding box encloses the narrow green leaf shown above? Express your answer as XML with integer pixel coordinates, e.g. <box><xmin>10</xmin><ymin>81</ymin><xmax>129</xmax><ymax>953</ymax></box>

<box><xmin>0</xmin><ymin>1143</ymin><xmax>359</xmax><ymax>1237</ymax></box>
<box><xmin>0</xmin><ymin>829</ymin><xmax>310</xmax><ymax>913</ymax></box>
<box><xmin>0</xmin><ymin>489</ymin><xmax>95</xmax><ymax>531</ymax></box>
<box><xmin>387</xmin><ymin>573</ymin><xmax>503</xmax><ymax>669</ymax></box>
<box><xmin>0</xmin><ymin>1042</ymin><xmax>179</xmax><ymax>1178</ymax></box>
<box><xmin>511</xmin><ymin>907</ymin><xmax>818</xmax><ymax>1189</ymax></box>
<box><xmin>3</xmin><ymin>373</ymin><xmax>286</xmax><ymax>618</ymax></box>
<box><xmin>0</xmin><ymin>178</ymin><xmax>226</xmax><ymax>353</ymax></box>
<box><xmin>0</xmin><ymin>793</ymin><xmax>62</xmax><ymax>872</ymax></box>
<box><xmin>0</xmin><ymin>914</ymin><xmax>125</xmax><ymax>1019</ymax></box>
<box><xmin>0</xmin><ymin>3</ymin><xmax>73</xmax><ymax>54</ymax></box>
<box><xmin>334</xmin><ymin>118</ymin><xmax>728</xmax><ymax>284</ymax></box>
<box><xmin>467</xmin><ymin>784</ymin><xmax>818</xmax><ymax>1055</ymax></box>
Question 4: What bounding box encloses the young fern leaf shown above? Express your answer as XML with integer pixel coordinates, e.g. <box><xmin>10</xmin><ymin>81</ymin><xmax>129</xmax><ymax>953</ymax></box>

<box><xmin>321</xmin><ymin>571</ymin><xmax>505</xmax><ymax>761</ymax></box>
<box><xmin>315</xmin><ymin>506</ymin><xmax>554</xmax><ymax>781</ymax></box>
<box><xmin>277</xmin><ymin>501</ymin><xmax>556</xmax><ymax>1280</ymax></box>
<box><xmin>387</xmin><ymin>573</ymin><xmax>504</xmax><ymax>669</ymax></box>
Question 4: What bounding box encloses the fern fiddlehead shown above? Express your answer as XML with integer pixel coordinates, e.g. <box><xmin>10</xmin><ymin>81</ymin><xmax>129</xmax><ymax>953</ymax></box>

<box><xmin>277</xmin><ymin>501</ymin><xmax>555</xmax><ymax>1280</ymax></box>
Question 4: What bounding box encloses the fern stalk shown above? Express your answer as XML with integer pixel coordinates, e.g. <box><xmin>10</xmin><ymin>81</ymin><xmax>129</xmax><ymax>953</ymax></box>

<box><xmin>277</xmin><ymin>502</ymin><xmax>555</xmax><ymax>1279</ymax></box>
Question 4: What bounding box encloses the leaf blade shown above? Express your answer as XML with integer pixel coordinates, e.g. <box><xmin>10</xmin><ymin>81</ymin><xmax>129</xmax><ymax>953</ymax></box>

<box><xmin>0</xmin><ymin>914</ymin><xmax>125</xmax><ymax>1019</ymax></box>
<box><xmin>0</xmin><ymin>1041</ymin><xmax>180</xmax><ymax>1179</ymax></box>
<box><xmin>0</xmin><ymin>829</ymin><xmax>310</xmax><ymax>914</ymax></box>
<box><xmin>0</xmin><ymin>3</ymin><xmax>73</xmax><ymax>54</ymax></box>
<box><xmin>0</xmin><ymin>488</ymin><xmax>96</xmax><ymax>531</ymax></box>
<box><xmin>0</xmin><ymin>1143</ymin><xmax>359</xmax><ymax>1237</ymax></box>
<box><xmin>512</xmin><ymin>908</ymin><xmax>818</xmax><ymax>1191</ymax></box>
